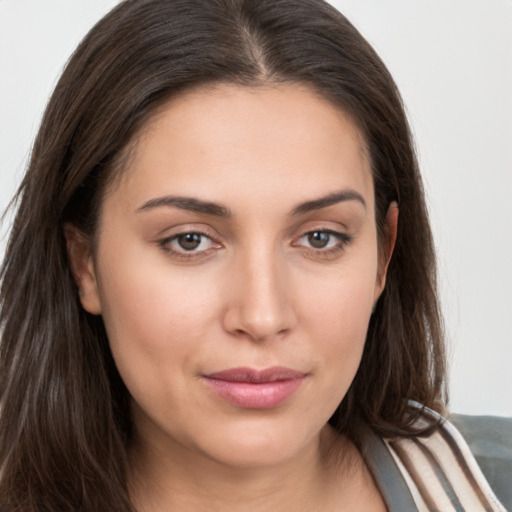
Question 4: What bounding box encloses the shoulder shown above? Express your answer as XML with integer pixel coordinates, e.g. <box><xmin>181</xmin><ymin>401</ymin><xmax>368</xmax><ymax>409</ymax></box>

<box><xmin>448</xmin><ymin>412</ymin><xmax>512</xmax><ymax>511</ymax></box>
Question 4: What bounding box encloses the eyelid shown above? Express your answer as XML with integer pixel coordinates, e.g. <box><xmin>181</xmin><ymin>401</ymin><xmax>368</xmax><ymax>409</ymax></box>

<box><xmin>291</xmin><ymin>225</ymin><xmax>353</xmax><ymax>260</ymax></box>
<box><xmin>166</xmin><ymin>231</ymin><xmax>218</xmax><ymax>250</ymax></box>
<box><xmin>155</xmin><ymin>225</ymin><xmax>223</xmax><ymax>261</ymax></box>
<box><xmin>291</xmin><ymin>219</ymin><xmax>351</xmax><ymax>241</ymax></box>
<box><xmin>293</xmin><ymin>228</ymin><xmax>351</xmax><ymax>246</ymax></box>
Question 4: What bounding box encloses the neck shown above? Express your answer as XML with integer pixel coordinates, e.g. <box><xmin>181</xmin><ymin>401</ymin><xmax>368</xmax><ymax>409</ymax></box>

<box><xmin>127</xmin><ymin>425</ymin><xmax>369</xmax><ymax>512</ymax></box>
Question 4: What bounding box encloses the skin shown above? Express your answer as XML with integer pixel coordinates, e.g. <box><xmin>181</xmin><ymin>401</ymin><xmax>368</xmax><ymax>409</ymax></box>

<box><xmin>66</xmin><ymin>83</ymin><xmax>397</xmax><ymax>511</ymax></box>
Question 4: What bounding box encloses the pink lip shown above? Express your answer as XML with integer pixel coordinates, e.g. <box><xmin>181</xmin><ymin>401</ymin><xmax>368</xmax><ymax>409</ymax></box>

<box><xmin>202</xmin><ymin>367</ymin><xmax>307</xmax><ymax>409</ymax></box>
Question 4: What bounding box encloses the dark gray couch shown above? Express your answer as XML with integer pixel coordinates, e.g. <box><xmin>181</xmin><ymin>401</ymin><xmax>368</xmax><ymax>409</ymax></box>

<box><xmin>450</xmin><ymin>414</ymin><xmax>512</xmax><ymax>510</ymax></box>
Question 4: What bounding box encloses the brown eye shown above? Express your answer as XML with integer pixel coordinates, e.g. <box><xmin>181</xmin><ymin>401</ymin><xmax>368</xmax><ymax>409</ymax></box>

<box><xmin>158</xmin><ymin>230</ymin><xmax>222</xmax><ymax>259</ymax></box>
<box><xmin>307</xmin><ymin>231</ymin><xmax>331</xmax><ymax>249</ymax></box>
<box><xmin>177</xmin><ymin>233</ymin><xmax>203</xmax><ymax>251</ymax></box>
<box><xmin>294</xmin><ymin>229</ymin><xmax>351</xmax><ymax>256</ymax></box>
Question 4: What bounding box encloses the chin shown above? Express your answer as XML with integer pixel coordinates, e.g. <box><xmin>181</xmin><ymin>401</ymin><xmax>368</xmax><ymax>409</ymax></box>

<box><xmin>192</xmin><ymin>416</ymin><xmax>321</xmax><ymax>469</ymax></box>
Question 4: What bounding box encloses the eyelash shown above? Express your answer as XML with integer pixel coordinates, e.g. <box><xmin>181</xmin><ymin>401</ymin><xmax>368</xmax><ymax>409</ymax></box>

<box><xmin>293</xmin><ymin>229</ymin><xmax>352</xmax><ymax>260</ymax></box>
<box><xmin>157</xmin><ymin>228</ymin><xmax>352</xmax><ymax>262</ymax></box>
<box><xmin>157</xmin><ymin>230</ymin><xmax>221</xmax><ymax>261</ymax></box>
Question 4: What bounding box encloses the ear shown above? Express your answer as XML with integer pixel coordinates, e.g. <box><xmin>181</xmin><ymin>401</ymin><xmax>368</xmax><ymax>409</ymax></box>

<box><xmin>64</xmin><ymin>223</ymin><xmax>102</xmax><ymax>315</ymax></box>
<box><xmin>374</xmin><ymin>202</ymin><xmax>399</xmax><ymax>300</ymax></box>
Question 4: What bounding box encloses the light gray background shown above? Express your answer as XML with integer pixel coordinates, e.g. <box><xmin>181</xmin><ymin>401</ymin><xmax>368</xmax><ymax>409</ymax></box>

<box><xmin>1</xmin><ymin>0</ymin><xmax>511</xmax><ymax>416</ymax></box>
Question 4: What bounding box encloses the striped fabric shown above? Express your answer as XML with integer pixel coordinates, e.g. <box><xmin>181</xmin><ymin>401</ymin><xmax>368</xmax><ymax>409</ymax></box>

<box><xmin>364</xmin><ymin>404</ymin><xmax>507</xmax><ymax>511</ymax></box>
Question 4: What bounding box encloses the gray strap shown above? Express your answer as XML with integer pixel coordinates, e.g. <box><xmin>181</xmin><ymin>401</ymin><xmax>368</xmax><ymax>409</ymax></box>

<box><xmin>360</xmin><ymin>425</ymin><xmax>420</xmax><ymax>512</ymax></box>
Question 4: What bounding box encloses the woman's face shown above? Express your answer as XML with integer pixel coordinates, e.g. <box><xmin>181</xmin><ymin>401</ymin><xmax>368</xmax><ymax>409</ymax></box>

<box><xmin>70</xmin><ymin>83</ymin><xmax>395</xmax><ymax>468</ymax></box>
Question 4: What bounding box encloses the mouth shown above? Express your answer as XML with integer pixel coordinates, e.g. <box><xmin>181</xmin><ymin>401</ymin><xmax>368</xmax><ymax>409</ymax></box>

<box><xmin>201</xmin><ymin>367</ymin><xmax>307</xmax><ymax>409</ymax></box>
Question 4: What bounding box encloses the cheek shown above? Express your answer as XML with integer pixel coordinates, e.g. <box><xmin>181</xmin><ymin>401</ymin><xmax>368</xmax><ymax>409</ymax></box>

<box><xmin>95</xmin><ymin>243</ymin><xmax>223</xmax><ymax>399</ymax></box>
<box><xmin>296</xmin><ymin>256</ymin><xmax>377</xmax><ymax>392</ymax></box>
<box><xmin>298</xmin><ymin>252</ymin><xmax>377</xmax><ymax>339</ymax></box>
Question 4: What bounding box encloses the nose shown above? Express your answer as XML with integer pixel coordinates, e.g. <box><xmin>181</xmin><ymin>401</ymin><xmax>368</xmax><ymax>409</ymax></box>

<box><xmin>222</xmin><ymin>246</ymin><xmax>297</xmax><ymax>342</ymax></box>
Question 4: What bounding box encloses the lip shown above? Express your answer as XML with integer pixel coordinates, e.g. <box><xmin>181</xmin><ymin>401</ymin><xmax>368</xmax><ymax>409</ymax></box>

<box><xmin>202</xmin><ymin>367</ymin><xmax>307</xmax><ymax>409</ymax></box>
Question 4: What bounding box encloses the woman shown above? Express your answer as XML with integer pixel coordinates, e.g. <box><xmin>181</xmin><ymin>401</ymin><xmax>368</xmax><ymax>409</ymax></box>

<box><xmin>0</xmin><ymin>0</ymin><xmax>507</xmax><ymax>510</ymax></box>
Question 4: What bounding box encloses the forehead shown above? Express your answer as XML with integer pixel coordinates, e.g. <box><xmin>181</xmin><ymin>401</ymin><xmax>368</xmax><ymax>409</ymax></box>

<box><xmin>108</xmin><ymin>83</ymin><xmax>374</xmax><ymax>215</ymax></box>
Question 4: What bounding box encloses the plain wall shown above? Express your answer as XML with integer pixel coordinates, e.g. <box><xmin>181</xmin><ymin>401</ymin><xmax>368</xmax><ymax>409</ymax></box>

<box><xmin>1</xmin><ymin>0</ymin><xmax>511</xmax><ymax>416</ymax></box>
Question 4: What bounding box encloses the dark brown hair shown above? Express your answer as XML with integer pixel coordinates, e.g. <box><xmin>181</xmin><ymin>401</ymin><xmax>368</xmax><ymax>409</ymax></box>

<box><xmin>0</xmin><ymin>0</ymin><xmax>446</xmax><ymax>510</ymax></box>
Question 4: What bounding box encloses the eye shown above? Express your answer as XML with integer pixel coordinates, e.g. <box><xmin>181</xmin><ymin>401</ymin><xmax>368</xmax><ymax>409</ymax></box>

<box><xmin>292</xmin><ymin>229</ymin><xmax>352</xmax><ymax>260</ymax></box>
<box><xmin>174</xmin><ymin>233</ymin><xmax>207</xmax><ymax>251</ymax></box>
<box><xmin>298</xmin><ymin>230</ymin><xmax>349</xmax><ymax>250</ymax></box>
<box><xmin>304</xmin><ymin>231</ymin><xmax>334</xmax><ymax>249</ymax></box>
<box><xmin>158</xmin><ymin>230</ymin><xmax>221</xmax><ymax>258</ymax></box>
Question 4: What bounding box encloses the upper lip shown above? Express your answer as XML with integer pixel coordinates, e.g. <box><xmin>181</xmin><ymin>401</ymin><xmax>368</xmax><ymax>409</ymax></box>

<box><xmin>204</xmin><ymin>366</ymin><xmax>307</xmax><ymax>383</ymax></box>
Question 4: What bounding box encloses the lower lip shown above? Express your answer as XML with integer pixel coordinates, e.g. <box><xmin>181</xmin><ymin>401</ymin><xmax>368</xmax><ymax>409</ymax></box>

<box><xmin>202</xmin><ymin>377</ymin><xmax>305</xmax><ymax>409</ymax></box>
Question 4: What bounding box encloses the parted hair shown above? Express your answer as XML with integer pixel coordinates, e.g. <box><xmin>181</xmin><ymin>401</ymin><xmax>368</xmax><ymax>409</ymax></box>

<box><xmin>0</xmin><ymin>0</ymin><xmax>446</xmax><ymax>510</ymax></box>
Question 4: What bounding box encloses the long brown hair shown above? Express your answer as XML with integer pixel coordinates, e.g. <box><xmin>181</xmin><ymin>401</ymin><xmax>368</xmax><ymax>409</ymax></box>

<box><xmin>0</xmin><ymin>0</ymin><xmax>446</xmax><ymax>510</ymax></box>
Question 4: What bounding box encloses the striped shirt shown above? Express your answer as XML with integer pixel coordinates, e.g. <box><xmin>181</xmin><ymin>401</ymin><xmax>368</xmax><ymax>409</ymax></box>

<box><xmin>362</xmin><ymin>405</ymin><xmax>507</xmax><ymax>511</ymax></box>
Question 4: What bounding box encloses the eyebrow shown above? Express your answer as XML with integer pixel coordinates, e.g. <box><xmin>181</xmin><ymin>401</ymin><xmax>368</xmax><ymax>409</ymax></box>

<box><xmin>291</xmin><ymin>189</ymin><xmax>366</xmax><ymax>215</ymax></box>
<box><xmin>137</xmin><ymin>196</ymin><xmax>232</xmax><ymax>217</ymax></box>
<box><xmin>136</xmin><ymin>189</ymin><xmax>366</xmax><ymax>218</ymax></box>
